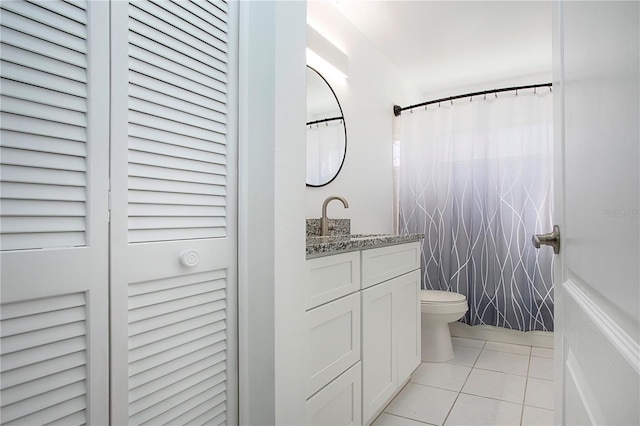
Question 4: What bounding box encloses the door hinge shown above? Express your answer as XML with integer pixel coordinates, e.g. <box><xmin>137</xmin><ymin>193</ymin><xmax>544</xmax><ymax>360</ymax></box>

<box><xmin>108</xmin><ymin>185</ymin><xmax>112</xmax><ymax>222</ymax></box>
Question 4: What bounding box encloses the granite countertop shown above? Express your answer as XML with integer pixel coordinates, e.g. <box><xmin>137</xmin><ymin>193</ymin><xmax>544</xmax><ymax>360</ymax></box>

<box><xmin>306</xmin><ymin>233</ymin><xmax>424</xmax><ymax>259</ymax></box>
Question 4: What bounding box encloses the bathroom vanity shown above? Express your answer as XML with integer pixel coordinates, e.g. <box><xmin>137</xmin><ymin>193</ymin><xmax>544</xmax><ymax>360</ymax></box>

<box><xmin>305</xmin><ymin>235</ymin><xmax>422</xmax><ymax>425</ymax></box>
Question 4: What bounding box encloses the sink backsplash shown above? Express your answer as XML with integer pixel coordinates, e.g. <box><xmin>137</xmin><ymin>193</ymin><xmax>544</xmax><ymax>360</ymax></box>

<box><xmin>306</xmin><ymin>218</ymin><xmax>351</xmax><ymax>237</ymax></box>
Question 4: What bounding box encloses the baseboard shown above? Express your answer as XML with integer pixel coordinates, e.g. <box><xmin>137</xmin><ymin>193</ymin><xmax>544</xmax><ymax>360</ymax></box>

<box><xmin>449</xmin><ymin>322</ymin><xmax>554</xmax><ymax>349</ymax></box>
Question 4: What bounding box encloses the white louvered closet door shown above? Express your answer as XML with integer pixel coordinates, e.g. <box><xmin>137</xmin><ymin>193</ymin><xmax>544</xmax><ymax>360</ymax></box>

<box><xmin>0</xmin><ymin>1</ymin><xmax>110</xmax><ymax>425</ymax></box>
<box><xmin>109</xmin><ymin>1</ymin><xmax>238</xmax><ymax>425</ymax></box>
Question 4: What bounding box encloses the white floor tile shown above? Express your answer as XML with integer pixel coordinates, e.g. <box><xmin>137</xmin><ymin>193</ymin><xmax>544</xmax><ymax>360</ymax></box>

<box><xmin>475</xmin><ymin>349</ymin><xmax>530</xmax><ymax>376</ymax></box>
<box><xmin>522</xmin><ymin>405</ymin><xmax>554</xmax><ymax>426</ymax></box>
<box><xmin>372</xmin><ymin>413</ymin><xmax>431</xmax><ymax>426</ymax></box>
<box><xmin>483</xmin><ymin>341</ymin><xmax>531</xmax><ymax>356</ymax></box>
<box><xmin>446</xmin><ymin>345</ymin><xmax>482</xmax><ymax>368</ymax></box>
<box><xmin>525</xmin><ymin>377</ymin><xmax>554</xmax><ymax>410</ymax></box>
<box><xmin>385</xmin><ymin>383</ymin><xmax>458</xmax><ymax>426</ymax></box>
<box><xmin>411</xmin><ymin>362</ymin><xmax>471</xmax><ymax>392</ymax></box>
<box><xmin>529</xmin><ymin>356</ymin><xmax>554</xmax><ymax>380</ymax></box>
<box><xmin>461</xmin><ymin>368</ymin><xmax>526</xmax><ymax>404</ymax></box>
<box><xmin>451</xmin><ymin>337</ymin><xmax>486</xmax><ymax>349</ymax></box>
<box><xmin>444</xmin><ymin>394</ymin><xmax>522</xmax><ymax>426</ymax></box>
<box><xmin>531</xmin><ymin>347</ymin><xmax>554</xmax><ymax>359</ymax></box>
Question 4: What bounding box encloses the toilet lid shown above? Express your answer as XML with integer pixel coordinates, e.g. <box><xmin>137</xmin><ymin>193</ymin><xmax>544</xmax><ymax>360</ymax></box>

<box><xmin>421</xmin><ymin>290</ymin><xmax>466</xmax><ymax>304</ymax></box>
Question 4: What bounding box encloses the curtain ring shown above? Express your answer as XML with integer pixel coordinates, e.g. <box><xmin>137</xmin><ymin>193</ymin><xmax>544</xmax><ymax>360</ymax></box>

<box><xmin>549</xmin><ymin>86</ymin><xmax>552</xmax><ymax>92</ymax></box>
<box><xmin>534</xmin><ymin>87</ymin><xmax>537</xmax><ymax>94</ymax></box>
<box><xmin>495</xmin><ymin>92</ymin><xmax>498</xmax><ymax>98</ymax></box>
<box><xmin>469</xmin><ymin>96</ymin><xmax>473</xmax><ymax>102</ymax></box>
<box><xmin>516</xmin><ymin>89</ymin><xmax>518</xmax><ymax>96</ymax></box>
<box><xmin>450</xmin><ymin>99</ymin><xmax>453</xmax><ymax>106</ymax></box>
<box><xmin>483</xmin><ymin>93</ymin><xmax>486</xmax><ymax>100</ymax></box>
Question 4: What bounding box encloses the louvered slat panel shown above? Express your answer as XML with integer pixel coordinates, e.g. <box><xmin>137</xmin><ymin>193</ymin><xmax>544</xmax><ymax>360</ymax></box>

<box><xmin>131</xmin><ymin>377</ymin><xmax>226</xmax><ymax>425</ymax></box>
<box><xmin>1</xmin><ymin>44</ymin><xmax>86</xmax><ymax>82</ymax></box>
<box><xmin>129</xmin><ymin>300</ymin><xmax>225</xmax><ymax>337</ymax></box>
<box><xmin>0</xmin><ymin>183</ymin><xmax>86</xmax><ymax>201</ymax></box>
<box><xmin>1</xmin><ymin>165</ymin><xmax>86</xmax><ymax>187</ymax></box>
<box><xmin>31</xmin><ymin>0</ymin><xmax>87</xmax><ymax>24</ymax></box>
<box><xmin>0</xmin><ymin>293</ymin><xmax>88</xmax><ymax>425</ymax></box>
<box><xmin>128</xmin><ymin>190</ymin><xmax>223</xmax><ymax>207</ymax></box>
<box><xmin>0</xmin><ymin>130</ymin><xmax>86</xmax><ymax>156</ymax></box>
<box><xmin>129</xmin><ymin>85</ymin><xmax>223</xmax><ymax>122</ymax></box>
<box><xmin>46</xmin><ymin>410</ymin><xmax>86</xmax><ymax>426</ymax></box>
<box><xmin>0</xmin><ymin>1</ymin><xmax>89</xmax><ymax>252</ymax></box>
<box><xmin>128</xmin><ymin>271</ymin><xmax>228</xmax><ymax>423</ymax></box>
<box><xmin>129</xmin><ymin>71</ymin><xmax>226</xmax><ymax>114</ymax></box>
<box><xmin>0</xmin><ymin>199</ymin><xmax>85</xmax><ymax>217</ymax></box>
<box><xmin>147</xmin><ymin>0</ymin><xmax>227</xmax><ymax>54</ymax></box>
<box><xmin>0</xmin><ymin>26</ymin><xmax>86</xmax><ymax>68</ymax></box>
<box><xmin>129</xmin><ymin>121</ymin><xmax>226</xmax><ymax>152</ymax></box>
<box><xmin>0</xmin><ymin>8</ymin><xmax>86</xmax><ymax>53</ymax></box>
<box><xmin>1</xmin><ymin>78</ymin><xmax>87</xmax><ymax>113</ymax></box>
<box><xmin>0</xmin><ymin>1</ymin><xmax>86</xmax><ymax>39</ymax></box>
<box><xmin>128</xmin><ymin>176</ymin><xmax>225</xmax><ymax>196</ymax></box>
<box><xmin>0</xmin><ymin>62</ymin><xmax>86</xmax><ymax>98</ymax></box>
<box><xmin>130</xmin><ymin>135</ymin><xmax>225</xmax><ymax>162</ymax></box>
<box><xmin>129</xmin><ymin>4</ymin><xmax>226</xmax><ymax>66</ymax></box>
<box><xmin>169</xmin><ymin>396</ymin><xmax>226</xmax><ymax>426</ymax></box>
<box><xmin>125</xmin><ymin>0</ymin><xmax>230</xmax><ymax>262</ymax></box>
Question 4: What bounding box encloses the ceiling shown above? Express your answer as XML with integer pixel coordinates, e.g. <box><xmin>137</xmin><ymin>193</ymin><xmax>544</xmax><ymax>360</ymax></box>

<box><xmin>334</xmin><ymin>0</ymin><xmax>553</xmax><ymax>95</ymax></box>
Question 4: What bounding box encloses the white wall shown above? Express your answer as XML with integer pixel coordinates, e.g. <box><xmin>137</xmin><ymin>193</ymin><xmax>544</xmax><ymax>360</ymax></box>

<box><xmin>306</xmin><ymin>1</ymin><xmax>419</xmax><ymax>234</ymax></box>
<box><xmin>239</xmin><ymin>1</ymin><xmax>307</xmax><ymax>424</ymax></box>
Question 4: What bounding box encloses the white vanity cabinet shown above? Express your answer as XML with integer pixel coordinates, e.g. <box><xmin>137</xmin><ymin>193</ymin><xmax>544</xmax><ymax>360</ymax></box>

<box><xmin>361</xmin><ymin>244</ymin><xmax>421</xmax><ymax>425</ymax></box>
<box><xmin>304</xmin><ymin>240</ymin><xmax>421</xmax><ymax>426</ymax></box>
<box><xmin>305</xmin><ymin>252</ymin><xmax>362</xmax><ymax>425</ymax></box>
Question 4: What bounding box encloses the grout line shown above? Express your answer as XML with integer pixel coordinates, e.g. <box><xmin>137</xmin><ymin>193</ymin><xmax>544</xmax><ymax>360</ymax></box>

<box><xmin>458</xmin><ymin>391</ymin><xmax>525</xmax><ymax>406</ymax></box>
<box><xmin>471</xmin><ymin>365</ymin><xmax>529</xmax><ymax>377</ymax></box>
<box><xmin>378</xmin><ymin>412</ymin><xmax>436</xmax><ymax>425</ymax></box>
<box><xmin>520</xmin><ymin>346</ymin><xmax>534</xmax><ymax>425</ymax></box>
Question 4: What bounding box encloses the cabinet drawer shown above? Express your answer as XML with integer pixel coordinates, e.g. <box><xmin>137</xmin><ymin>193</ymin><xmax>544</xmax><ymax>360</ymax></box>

<box><xmin>306</xmin><ymin>251</ymin><xmax>360</xmax><ymax>309</ymax></box>
<box><xmin>306</xmin><ymin>362</ymin><xmax>362</xmax><ymax>426</ymax></box>
<box><xmin>307</xmin><ymin>292</ymin><xmax>361</xmax><ymax>397</ymax></box>
<box><xmin>361</xmin><ymin>242</ymin><xmax>421</xmax><ymax>289</ymax></box>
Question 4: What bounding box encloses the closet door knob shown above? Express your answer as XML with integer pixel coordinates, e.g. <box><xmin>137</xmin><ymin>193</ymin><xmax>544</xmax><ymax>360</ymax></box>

<box><xmin>179</xmin><ymin>249</ymin><xmax>200</xmax><ymax>267</ymax></box>
<box><xmin>532</xmin><ymin>225</ymin><xmax>560</xmax><ymax>254</ymax></box>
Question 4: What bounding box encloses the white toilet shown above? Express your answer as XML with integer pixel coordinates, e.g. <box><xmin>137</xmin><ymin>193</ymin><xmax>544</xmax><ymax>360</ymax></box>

<box><xmin>421</xmin><ymin>290</ymin><xmax>468</xmax><ymax>362</ymax></box>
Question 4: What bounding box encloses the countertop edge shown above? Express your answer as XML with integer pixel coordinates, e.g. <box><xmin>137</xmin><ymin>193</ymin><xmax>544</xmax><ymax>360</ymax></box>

<box><xmin>306</xmin><ymin>234</ymin><xmax>424</xmax><ymax>259</ymax></box>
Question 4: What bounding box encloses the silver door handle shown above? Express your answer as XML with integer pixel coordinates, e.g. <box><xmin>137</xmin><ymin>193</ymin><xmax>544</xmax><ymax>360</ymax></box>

<box><xmin>532</xmin><ymin>225</ymin><xmax>560</xmax><ymax>254</ymax></box>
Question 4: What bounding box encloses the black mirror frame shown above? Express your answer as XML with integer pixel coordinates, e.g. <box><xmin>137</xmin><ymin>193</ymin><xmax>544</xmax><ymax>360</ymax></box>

<box><xmin>306</xmin><ymin>66</ymin><xmax>347</xmax><ymax>187</ymax></box>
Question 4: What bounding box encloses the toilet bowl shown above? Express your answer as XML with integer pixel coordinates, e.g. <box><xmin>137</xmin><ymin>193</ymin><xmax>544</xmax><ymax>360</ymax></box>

<box><xmin>421</xmin><ymin>290</ymin><xmax>468</xmax><ymax>362</ymax></box>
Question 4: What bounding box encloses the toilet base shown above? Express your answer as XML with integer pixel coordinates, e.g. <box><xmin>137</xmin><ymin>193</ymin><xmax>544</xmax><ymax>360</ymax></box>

<box><xmin>421</xmin><ymin>320</ymin><xmax>454</xmax><ymax>362</ymax></box>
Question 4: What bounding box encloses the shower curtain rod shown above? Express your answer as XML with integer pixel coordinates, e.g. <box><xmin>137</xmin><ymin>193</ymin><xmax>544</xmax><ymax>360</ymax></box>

<box><xmin>393</xmin><ymin>82</ymin><xmax>552</xmax><ymax>117</ymax></box>
<box><xmin>307</xmin><ymin>116</ymin><xmax>343</xmax><ymax>126</ymax></box>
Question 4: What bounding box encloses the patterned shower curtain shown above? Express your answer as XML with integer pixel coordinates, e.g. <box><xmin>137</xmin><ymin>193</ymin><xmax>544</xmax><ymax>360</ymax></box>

<box><xmin>398</xmin><ymin>91</ymin><xmax>554</xmax><ymax>332</ymax></box>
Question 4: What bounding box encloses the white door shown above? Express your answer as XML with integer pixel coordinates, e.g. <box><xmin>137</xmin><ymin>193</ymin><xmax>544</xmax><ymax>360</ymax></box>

<box><xmin>0</xmin><ymin>1</ymin><xmax>110</xmax><ymax>424</ymax></box>
<box><xmin>552</xmin><ymin>1</ymin><xmax>639</xmax><ymax>424</ymax></box>
<box><xmin>109</xmin><ymin>1</ymin><xmax>238</xmax><ymax>424</ymax></box>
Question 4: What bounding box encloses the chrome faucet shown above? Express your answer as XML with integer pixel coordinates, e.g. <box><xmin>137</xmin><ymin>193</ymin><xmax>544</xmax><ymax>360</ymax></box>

<box><xmin>321</xmin><ymin>195</ymin><xmax>349</xmax><ymax>236</ymax></box>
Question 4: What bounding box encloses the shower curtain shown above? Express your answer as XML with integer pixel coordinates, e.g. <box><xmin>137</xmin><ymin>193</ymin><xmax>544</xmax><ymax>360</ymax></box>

<box><xmin>398</xmin><ymin>91</ymin><xmax>554</xmax><ymax>332</ymax></box>
<box><xmin>307</xmin><ymin>120</ymin><xmax>345</xmax><ymax>185</ymax></box>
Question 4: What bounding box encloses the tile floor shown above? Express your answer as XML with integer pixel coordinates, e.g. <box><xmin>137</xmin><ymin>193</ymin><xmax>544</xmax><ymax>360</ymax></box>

<box><xmin>372</xmin><ymin>337</ymin><xmax>554</xmax><ymax>426</ymax></box>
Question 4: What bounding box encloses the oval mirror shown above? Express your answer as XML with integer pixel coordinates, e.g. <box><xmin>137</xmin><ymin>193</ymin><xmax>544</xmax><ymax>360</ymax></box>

<box><xmin>306</xmin><ymin>66</ymin><xmax>347</xmax><ymax>187</ymax></box>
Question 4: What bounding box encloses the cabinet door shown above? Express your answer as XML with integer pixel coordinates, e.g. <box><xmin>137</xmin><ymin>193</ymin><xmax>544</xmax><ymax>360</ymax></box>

<box><xmin>0</xmin><ymin>2</ymin><xmax>110</xmax><ymax>424</ymax></box>
<box><xmin>109</xmin><ymin>1</ymin><xmax>239</xmax><ymax>424</ymax></box>
<box><xmin>307</xmin><ymin>293</ymin><xmax>361</xmax><ymax>397</ymax></box>
<box><xmin>394</xmin><ymin>270</ymin><xmax>421</xmax><ymax>384</ymax></box>
<box><xmin>361</xmin><ymin>242</ymin><xmax>420</xmax><ymax>289</ymax></box>
<box><xmin>306</xmin><ymin>362</ymin><xmax>362</xmax><ymax>426</ymax></box>
<box><xmin>306</xmin><ymin>251</ymin><xmax>360</xmax><ymax>309</ymax></box>
<box><xmin>362</xmin><ymin>279</ymin><xmax>396</xmax><ymax>423</ymax></box>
